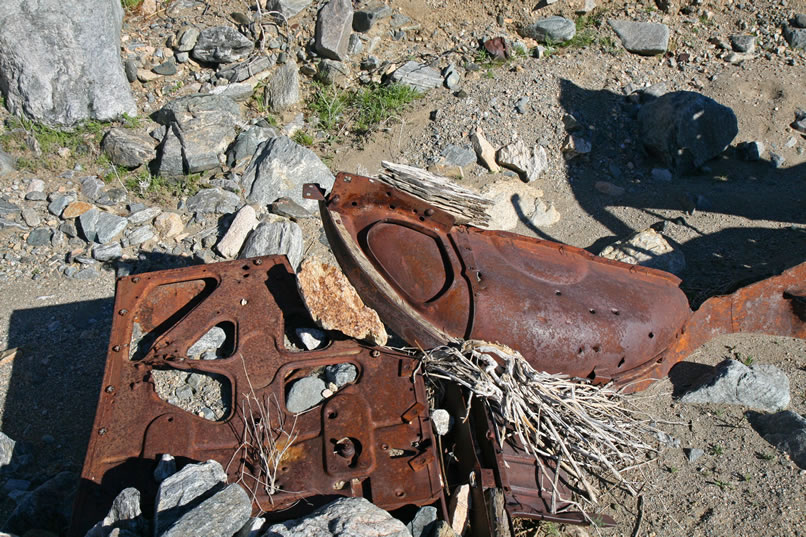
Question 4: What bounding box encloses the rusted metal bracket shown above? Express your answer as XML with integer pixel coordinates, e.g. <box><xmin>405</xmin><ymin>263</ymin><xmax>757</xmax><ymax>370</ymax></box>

<box><xmin>307</xmin><ymin>172</ymin><xmax>806</xmax><ymax>391</ymax></box>
<box><xmin>70</xmin><ymin>256</ymin><xmax>444</xmax><ymax>536</ymax></box>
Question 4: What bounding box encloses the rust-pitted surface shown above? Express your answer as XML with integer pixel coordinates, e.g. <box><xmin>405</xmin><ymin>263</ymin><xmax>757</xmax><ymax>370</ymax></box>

<box><xmin>307</xmin><ymin>173</ymin><xmax>806</xmax><ymax>390</ymax></box>
<box><xmin>71</xmin><ymin>257</ymin><xmax>442</xmax><ymax>536</ymax></box>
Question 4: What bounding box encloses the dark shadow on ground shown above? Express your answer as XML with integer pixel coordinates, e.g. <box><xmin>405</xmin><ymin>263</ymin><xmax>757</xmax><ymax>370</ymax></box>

<box><xmin>0</xmin><ymin>251</ymin><xmax>207</xmax><ymax>535</ymax></box>
<box><xmin>528</xmin><ymin>79</ymin><xmax>806</xmax><ymax>306</ymax></box>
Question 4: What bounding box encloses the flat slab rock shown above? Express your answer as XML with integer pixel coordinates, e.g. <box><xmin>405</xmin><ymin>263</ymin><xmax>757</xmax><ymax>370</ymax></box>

<box><xmin>296</xmin><ymin>258</ymin><xmax>388</xmax><ymax>346</ymax></box>
<box><xmin>598</xmin><ymin>227</ymin><xmax>685</xmax><ymax>275</ymax></box>
<box><xmin>679</xmin><ymin>359</ymin><xmax>790</xmax><ymax>412</ymax></box>
<box><xmin>747</xmin><ymin>410</ymin><xmax>806</xmax><ymax>469</ymax></box>
<box><xmin>608</xmin><ymin>20</ymin><xmax>670</xmax><ymax>55</ymax></box>
<box><xmin>264</xmin><ymin>497</ymin><xmax>412</xmax><ymax>537</ymax></box>
<box><xmin>390</xmin><ymin>61</ymin><xmax>442</xmax><ymax>92</ymax></box>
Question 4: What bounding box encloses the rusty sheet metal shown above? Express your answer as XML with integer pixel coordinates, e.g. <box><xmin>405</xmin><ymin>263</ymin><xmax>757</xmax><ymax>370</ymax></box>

<box><xmin>71</xmin><ymin>256</ymin><xmax>443</xmax><ymax>536</ymax></box>
<box><xmin>305</xmin><ymin>173</ymin><xmax>806</xmax><ymax>391</ymax></box>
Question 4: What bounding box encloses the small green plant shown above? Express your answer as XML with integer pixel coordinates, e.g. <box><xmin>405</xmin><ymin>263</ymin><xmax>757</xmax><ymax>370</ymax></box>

<box><xmin>742</xmin><ymin>354</ymin><xmax>754</xmax><ymax>366</ymax></box>
<box><xmin>309</xmin><ymin>83</ymin><xmax>349</xmax><ymax>134</ymax></box>
<box><xmin>121</xmin><ymin>113</ymin><xmax>140</xmax><ymax>129</ymax></box>
<box><xmin>741</xmin><ymin>473</ymin><xmax>752</xmax><ymax>482</ymax></box>
<box><xmin>126</xmin><ymin>170</ymin><xmax>201</xmax><ymax>200</ymax></box>
<box><xmin>350</xmin><ymin>83</ymin><xmax>420</xmax><ymax>135</ymax></box>
<box><xmin>541</xmin><ymin>521</ymin><xmax>561</xmax><ymax>537</ymax></box>
<box><xmin>292</xmin><ymin>130</ymin><xmax>314</xmax><ymax>146</ymax></box>
<box><xmin>666</xmin><ymin>465</ymin><xmax>679</xmax><ymax>474</ymax></box>
<box><xmin>121</xmin><ymin>0</ymin><xmax>143</xmax><ymax>11</ymax></box>
<box><xmin>710</xmin><ymin>445</ymin><xmax>724</xmax><ymax>456</ymax></box>
<box><xmin>484</xmin><ymin>68</ymin><xmax>496</xmax><ymax>79</ymax></box>
<box><xmin>758</xmin><ymin>452</ymin><xmax>775</xmax><ymax>461</ymax></box>
<box><xmin>710</xmin><ymin>479</ymin><xmax>731</xmax><ymax>490</ymax></box>
<box><xmin>1</xmin><ymin>116</ymin><xmax>106</xmax><ymax>169</ymax></box>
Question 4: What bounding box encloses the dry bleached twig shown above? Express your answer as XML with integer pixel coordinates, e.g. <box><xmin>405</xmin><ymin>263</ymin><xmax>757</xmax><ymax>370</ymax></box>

<box><xmin>421</xmin><ymin>340</ymin><xmax>659</xmax><ymax>514</ymax></box>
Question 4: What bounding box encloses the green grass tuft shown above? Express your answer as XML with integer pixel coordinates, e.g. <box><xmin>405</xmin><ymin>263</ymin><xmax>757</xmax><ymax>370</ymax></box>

<box><xmin>350</xmin><ymin>83</ymin><xmax>420</xmax><ymax>135</ymax></box>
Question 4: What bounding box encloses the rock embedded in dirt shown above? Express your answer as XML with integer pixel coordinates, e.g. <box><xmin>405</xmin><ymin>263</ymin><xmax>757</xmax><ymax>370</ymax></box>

<box><xmin>442</xmin><ymin>144</ymin><xmax>476</xmax><ymax>167</ymax></box>
<box><xmin>216</xmin><ymin>205</ymin><xmax>258</xmax><ymax>258</ymax></box>
<box><xmin>783</xmin><ymin>23</ymin><xmax>806</xmax><ymax>49</ymax></box>
<box><xmin>161</xmin><ymin>483</ymin><xmax>251</xmax><ymax>537</ymax></box>
<box><xmin>185</xmin><ymin>188</ymin><xmax>241</xmax><ymax>215</ymax></box>
<box><xmin>81</xmin><ymin>176</ymin><xmax>105</xmax><ymax>201</ymax></box>
<box><xmin>521</xmin><ymin>16</ymin><xmax>576</xmax><ymax>43</ymax></box>
<box><xmin>217</xmin><ymin>56</ymin><xmax>276</xmax><ymax>83</ymax></box>
<box><xmin>680</xmin><ymin>359</ymin><xmax>790</xmax><ymax>412</ymax></box>
<box><xmin>296</xmin><ymin>258</ymin><xmax>388</xmax><ymax>346</ymax></box>
<box><xmin>638</xmin><ymin>91</ymin><xmax>738</xmax><ymax>172</ymax></box>
<box><xmin>154</xmin><ymin>459</ymin><xmax>228</xmax><ymax>535</ymax></box>
<box><xmin>128</xmin><ymin>206</ymin><xmax>161</xmax><ymax>225</ymax></box>
<box><xmin>470</xmin><ymin>128</ymin><xmax>500</xmax><ymax>173</ymax></box>
<box><xmin>530</xmin><ymin>199</ymin><xmax>561</xmax><ymax>228</ymax></box>
<box><xmin>316</xmin><ymin>58</ymin><xmax>351</xmax><ymax>86</ymax></box>
<box><xmin>353</xmin><ymin>4</ymin><xmax>392</xmax><ymax>32</ymax></box>
<box><xmin>315</xmin><ymin>0</ymin><xmax>354</xmax><ymax>61</ymax></box>
<box><xmin>242</xmin><ymin>136</ymin><xmax>335</xmax><ymax>213</ymax></box>
<box><xmin>746</xmin><ymin>410</ymin><xmax>806</xmax><ymax>469</ymax></box>
<box><xmin>92</xmin><ymin>242</ymin><xmax>123</xmax><ymax>261</ymax></box>
<box><xmin>26</xmin><ymin>228</ymin><xmax>52</xmax><ymax>246</ymax></box>
<box><xmin>101</xmin><ymin>128</ymin><xmax>156</xmax><ymax>169</ymax></box>
<box><xmin>562</xmin><ymin>134</ymin><xmax>591</xmax><ymax>159</ymax></box>
<box><xmin>0</xmin><ymin>0</ymin><xmax>136</xmax><ymax>126</ymax></box>
<box><xmin>730</xmin><ymin>34</ymin><xmax>756</xmax><ymax>53</ymax></box>
<box><xmin>191</xmin><ymin>26</ymin><xmax>254</xmax><ymax>64</ymax></box>
<box><xmin>286</xmin><ymin>376</ymin><xmax>327</xmax><ymax>413</ymax></box>
<box><xmin>155</xmin><ymin>212</ymin><xmax>185</xmax><ymax>238</ymax></box>
<box><xmin>599</xmin><ymin>227</ymin><xmax>685</xmax><ymax>275</ymax></box>
<box><xmin>264</xmin><ymin>61</ymin><xmax>301</xmax><ymax>112</ymax></box>
<box><xmin>239</xmin><ymin>220</ymin><xmax>303</xmax><ymax>268</ymax></box>
<box><xmin>390</xmin><ymin>60</ymin><xmax>443</xmax><ymax>92</ymax></box>
<box><xmin>0</xmin><ymin>150</ymin><xmax>15</xmax><ymax>175</ymax></box>
<box><xmin>684</xmin><ymin>447</ymin><xmax>704</xmax><ymax>463</ymax></box>
<box><xmin>496</xmin><ymin>140</ymin><xmax>548</xmax><ymax>183</ymax></box>
<box><xmin>152</xmin><ymin>94</ymin><xmax>242</xmax><ymax>176</ymax></box>
<box><xmin>738</xmin><ymin>140</ymin><xmax>765</xmax><ymax>161</ymax></box>
<box><xmin>608</xmin><ymin>20</ymin><xmax>670</xmax><ymax>55</ymax></box>
<box><xmin>264</xmin><ymin>497</ymin><xmax>411</xmax><ymax>537</ymax></box>
<box><xmin>48</xmin><ymin>194</ymin><xmax>75</xmax><ymax>217</ymax></box>
<box><xmin>266</xmin><ymin>0</ymin><xmax>313</xmax><ymax>18</ymax></box>
<box><xmin>482</xmin><ymin>179</ymin><xmax>543</xmax><ymax>230</ymax></box>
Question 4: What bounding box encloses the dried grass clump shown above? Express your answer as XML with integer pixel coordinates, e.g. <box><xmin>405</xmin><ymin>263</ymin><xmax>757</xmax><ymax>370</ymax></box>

<box><xmin>422</xmin><ymin>340</ymin><xmax>658</xmax><ymax>511</ymax></box>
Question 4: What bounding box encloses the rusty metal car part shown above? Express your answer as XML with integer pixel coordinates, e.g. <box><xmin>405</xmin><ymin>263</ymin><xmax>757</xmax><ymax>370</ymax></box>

<box><xmin>70</xmin><ymin>256</ymin><xmax>444</xmax><ymax>536</ymax></box>
<box><xmin>304</xmin><ymin>173</ymin><xmax>806</xmax><ymax>391</ymax></box>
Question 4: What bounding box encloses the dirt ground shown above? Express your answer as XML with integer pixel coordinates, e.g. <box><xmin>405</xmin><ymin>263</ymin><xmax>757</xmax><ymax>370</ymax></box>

<box><xmin>0</xmin><ymin>0</ymin><xmax>805</xmax><ymax>535</ymax></box>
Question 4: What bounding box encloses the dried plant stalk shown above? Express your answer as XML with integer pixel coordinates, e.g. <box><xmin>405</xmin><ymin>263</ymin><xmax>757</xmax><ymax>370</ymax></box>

<box><xmin>421</xmin><ymin>340</ymin><xmax>658</xmax><ymax>512</ymax></box>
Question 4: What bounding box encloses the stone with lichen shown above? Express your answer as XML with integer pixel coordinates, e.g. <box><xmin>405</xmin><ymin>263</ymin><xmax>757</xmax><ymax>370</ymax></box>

<box><xmin>296</xmin><ymin>258</ymin><xmax>387</xmax><ymax>346</ymax></box>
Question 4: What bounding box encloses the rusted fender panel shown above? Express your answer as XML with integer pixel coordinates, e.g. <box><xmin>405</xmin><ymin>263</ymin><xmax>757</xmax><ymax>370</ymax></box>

<box><xmin>70</xmin><ymin>256</ymin><xmax>443</xmax><ymax>536</ymax></box>
<box><xmin>308</xmin><ymin>173</ymin><xmax>805</xmax><ymax>390</ymax></box>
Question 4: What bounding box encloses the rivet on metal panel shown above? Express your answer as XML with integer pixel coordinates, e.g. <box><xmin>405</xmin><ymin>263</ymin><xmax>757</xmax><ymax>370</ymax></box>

<box><xmin>254</xmin><ymin>259</ymin><xmax>262</xmax><ymax>265</ymax></box>
<box><xmin>132</xmin><ymin>277</ymin><xmax>140</xmax><ymax>283</ymax></box>
<box><xmin>112</xmin><ymin>345</ymin><xmax>121</xmax><ymax>352</ymax></box>
<box><xmin>105</xmin><ymin>385</ymin><xmax>114</xmax><ymax>393</ymax></box>
<box><xmin>408</xmin><ymin>450</ymin><xmax>435</xmax><ymax>472</ymax></box>
<box><xmin>118</xmin><ymin>309</ymin><xmax>128</xmax><ymax>316</ymax></box>
<box><xmin>240</xmin><ymin>298</ymin><xmax>248</xmax><ymax>306</ymax></box>
<box><xmin>424</xmin><ymin>208</ymin><xmax>434</xmax><ymax>217</ymax></box>
<box><xmin>98</xmin><ymin>428</ymin><xmax>107</xmax><ymax>435</ymax></box>
<box><xmin>343</xmin><ymin>176</ymin><xmax>352</xmax><ymax>182</ymax></box>
<box><xmin>370</xmin><ymin>350</ymin><xmax>380</xmax><ymax>358</ymax></box>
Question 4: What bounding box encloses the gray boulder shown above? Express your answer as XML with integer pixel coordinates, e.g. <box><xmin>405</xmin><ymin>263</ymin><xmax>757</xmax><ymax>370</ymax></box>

<box><xmin>390</xmin><ymin>61</ymin><xmax>442</xmax><ymax>92</ymax></box>
<box><xmin>242</xmin><ymin>136</ymin><xmax>334</xmax><ymax>212</ymax></box>
<box><xmin>191</xmin><ymin>26</ymin><xmax>254</xmax><ymax>64</ymax></box>
<box><xmin>154</xmin><ymin>459</ymin><xmax>227</xmax><ymax>536</ymax></box>
<box><xmin>161</xmin><ymin>483</ymin><xmax>251</xmax><ymax>537</ymax></box>
<box><xmin>0</xmin><ymin>149</ymin><xmax>16</xmax><ymax>175</ymax></box>
<box><xmin>0</xmin><ymin>0</ymin><xmax>136</xmax><ymax>126</ymax></box>
<box><xmin>680</xmin><ymin>359</ymin><xmax>790</xmax><ymax>412</ymax></box>
<box><xmin>521</xmin><ymin>16</ymin><xmax>576</xmax><ymax>43</ymax></box>
<box><xmin>84</xmin><ymin>487</ymin><xmax>145</xmax><ymax>537</ymax></box>
<box><xmin>265</xmin><ymin>0</ymin><xmax>313</xmax><ymax>18</ymax></box>
<box><xmin>227</xmin><ymin>126</ymin><xmax>279</xmax><ymax>167</ymax></box>
<box><xmin>407</xmin><ymin>506</ymin><xmax>438</xmax><ymax>537</ymax></box>
<box><xmin>314</xmin><ymin>0</ymin><xmax>354</xmax><ymax>61</ymax></box>
<box><xmin>747</xmin><ymin>410</ymin><xmax>806</xmax><ymax>469</ymax></box>
<box><xmin>638</xmin><ymin>91</ymin><xmax>738</xmax><ymax>172</ymax></box>
<box><xmin>608</xmin><ymin>20</ymin><xmax>669</xmax><ymax>55</ymax></box>
<box><xmin>264</xmin><ymin>497</ymin><xmax>412</xmax><ymax>537</ymax></box>
<box><xmin>353</xmin><ymin>5</ymin><xmax>392</xmax><ymax>32</ymax></box>
<box><xmin>101</xmin><ymin>128</ymin><xmax>155</xmax><ymax>169</ymax></box>
<box><xmin>96</xmin><ymin>212</ymin><xmax>128</xmax><ymax>244</ymax></box>
<box><xmin>783</xmin><ymin>24</ymin><xmax>806</xmax><ymax>49</ymax></box>
<box><xmin>152</xmin><ymin>94</ymin><xmax>242</xmax><ymax>176</ymax></box>
<box><xmin>239</xmin><ymin>221</ymin><xmax>303</xmax><ymax>269</ymax></box>
<box><xmin>185</xmin><ymin>188</ymin><xmax>241</xmax><ymax>215</ymax></box>
<box><xmin>265</xmin><ymin>62</ymin><xmax>300</xmax><ymax>112</ymax></box>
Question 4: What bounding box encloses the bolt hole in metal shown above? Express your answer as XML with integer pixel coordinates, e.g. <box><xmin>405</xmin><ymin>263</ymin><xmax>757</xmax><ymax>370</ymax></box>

<box><xmin>648</xmin><ymin>332</ymin><xmax>655</xmax><ymax>339</ymax></box>
<box><xmin>351</xmin><ymin>201</ymin><xmax>358</xmax><ymax>206</ymax></box>
<box><xmin>617</xmin><ymin>357</ymin><xmax>625</xmax><ymax>368</ymax></box>
<box><xmin>555</xmin><ymin>290</ymin><xmax>562</xmax><ymax>296</ymax></box>
<box><xmin>589</xmin><ymin>308</ymin><xmax>596</xmax><ymax>314</ymax></box>
<box><xmin>328</xmin><ymin>411</ymin><xmax>338</xmax><ymax>419</ymax></box>
<box><xmin>395</xmin><ymin>490</ymin><xmax>405</xmax><ymax>498</ymax></box>
<box><xmin>611</xmin><ymin>308</ymin><xmax>620</xmax><ymax>315</ymax></box>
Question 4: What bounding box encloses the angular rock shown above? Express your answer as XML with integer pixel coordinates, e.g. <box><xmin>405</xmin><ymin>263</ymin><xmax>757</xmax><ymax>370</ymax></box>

<box><xmin>85</xmin><ymin>487</ymin><xmax>144</xmax><ymax>537</ymax></box>
<box><xmin>154</xmin><ymin>460</ymin><xmax>228</xmax><ymax>536</ymax></box>
<box><xmin>217</xmin><ymin>56</ymin><xmax>275</xmax><ymax>83</ymax></box>
<box><xmin>161</xmin><ymin>483</ymin><xmax>251</xmax><ymax>537</ymax></box>
<box><xmin>296</xmin><ymin>258</ymin><xmax>388</xmax><ymax>346</ymax></box>
<box><xmin>316</xmin><ymin>59</ymin><xmax>351</xmax><ymax>86</ymax></box>
<box><xmin>96</xmin><ymin>212</ymin><xmax>128</xmax><ymax>244</ymax></box>
<box><xmin>431</xmin><ymin>409</ymin><xmax>451</xmax><ymax>436</ymax></box>
<box><xmin>128</xmin><ymin>225</ymin><xmax>156</xmax><ymax>245</ymax></box>
<box><xmin>684</xmin><ymin>447</ymin><xmax>704</xmax><ymax>463</ymax></box>
<box><xmin>783</xmin><ymin>24</ymin><xmax>806</xmax><ymax>49</ymax></box>
<box><xmin>481</xmin><ymin>179</ymin><xmax>543</xmax><ymax>231</ymax></box>
<box><xmin>638</xmin><ymin>91</ymin><xmax>738</xmax><ymax>172</ymax></box>
<box><xmin>0</xmin><ymin>0</ymin><xmax>136</xmax><ymax>126</ymax></box>
<box><xmin>227</xmin><ymin>126</ymin><xmax>279</xmax><ymax>167</ymax></box>
<box><xmin>0</xmin><ymin>150</ymin><xmax>15</xmax><ymax>175</ymax></box>
<box><xmin>286</xmin><ymin>376</ymin><xmax>327</xmax><ymax>413</ymax></box>
<box><xmin>152</xmin><ymin>94</ymin><xmax>242</xmax><ymax>176</ymax></box>
<box><xmin>390</xmin><ymin>61</ymin><xmax>442</xmax><ymax>92</ymax></box>
<box><xmin>187</xmin><ymin>326</ymin><xmax>227</xmax><ymax>359</ymax></box>
<box><xmin>530</xmin><ymin>199</ymin><xmax>560</xmax><ymax>228</ymax></box>
<box><xmin>62</xmin><ymin>201</ymin><xmax>94</xmax><ymax>219</ymax></box>
<box><xmin>128</xmin><ymin>206</ymin><xmax>161</xmax><ymax>225</ymax></box>
<box><xmin>176</xmin><ymin>27</ymin><xmax>200</xmax><ymax>52</ymax></box>
<box><xmin>608</xmin><ymin>20</ymin><xmax>669</xmax><ymax>55</ymax></box>
<box><xmin>562</xmin><ymin>134</ymin><xmax>591</xmax><ymax>158</ymax></box>
<box><xmin>239</xmin><ymin>221</ymin><xmax>303</xmax><ymax>269</ymax></box>
<box><xmin>496</xmin><ymin>141</ymin><xmax>548</xmax><ymax>183</ymax></box>
<box><xmin>155</xmin><ymin>212</ymin><xmax>184</xmax><ymax>238</ymax></box>
<box><xmin>98</xmin><ymin>187</ymin><xmax>127</xmax><ymax>207</ymax></box>
<box><xmin>442</xmin><ymin>145</ymin><xmax>476</xmax><ymax>167</ymax></box>
<box><xmin>264</xmin><ymin>62</ymin><xmax>300</xmax><ymax>112</ymax></box>
<box><xmin>152</xmin><ymin>58</ymin><xmax>177</xmax><ymax>76</ymax></box>
<box><xmin>216</xmin><ymin>205</ymin><xmax>257</xmax><ymax>258</ymax></box>
<box><xmin>3</xmin><ymin>471</ymin><xmax>78</xmax><ymax>535</ymax></box>
<box><xmin>27</xmin><ymin>228</ymin><xmax>52</xmax><ymax>246</ymax></box>
<box><xmin>48</xmin><ymin>194</ymin><xmax>75</xmax><ymax>217</ymax></box>
<box><xmin>191</xmin><ymin>26</ymin><xmax>254</xmax><ymax>64</ymax></box>
<box><xmin>0</xmin><ymin>432</ymin><xmax>15</xmax><ymax>467</ymax></box>
<box><xmin>209</xmin><ymin>82</ymin><xmax>254</xmax><ymax>102</ymax></box>
<box><xmin>81</xmin><ymin>176</ymin><xmax>106</xmax><ymax>201</ymax></box>
<box><xmin>185</xmin><ymin>188</ymin><xmax>241</xmax><ymax>215</ymax></box>
<box><xmin>521</xmin><ymin>16</ymin><xmax>576</xmax><ymax>42</ymax></box>
<box><xmin>27</xmin><ymin>178</ymin><xmax>46</xmax><ymax>194</ymax></box>
<box><xmin>471</xmin><ymin>128</ymin><xmax>500</xmax><ymax>173</ymax></box>
<box><xmin>242</xmin><ymin>136</ymin><xmax>335</xmax><ymax>213</ymax></box>
<box><xmin>0</xmin><ymin>198</ymin><xmax>21</xmax><ymax>217</ymax></box>
<box><xmin>680</xmin><ymin>359</ymin><xmax>790</xmax><ymax>412</ymax></box>
<box><xmin>270</xmin><ymin>197</ymin><xmax>313</xmax><ymax>219</ymax></box>
<box><xmin>79</xmin><ymin>207</ymin><xmax>101</xmax><ymax>242</ymax></box>
<box><xmin>92</xmin><ymin>242</ymin><xmax>123</xmax><ymax>262</ymax></box>
<box><xmin>598</xmin><ymin>227</ymin><xmax>685</xmax><ymax>275</ymax></box>
<box><xmin>265</xmin><ymin>0</ymin><xmax>313</xmax><ymax>18</ymax></box>
<box><xmin>324</xmin><ymin>363</ymin><xmax>357</xmax><ymax>387</ymax></box>
<box><xmin>264</xmin><ymin>497</ymin><xmax>410</xmax><ymax>537</ymax></box>
<box><xmin>746</xmin><ymin>410</ymin><xmax>806</xmax><ymax>469</ymax></box>
<box><xmin>408</xmin><ymin>506</ymin><xmax>438</xmax><ymax>537</ymax></box>
<box><xmin>102</xmin><ymin>128</ymin><xmax>155</xmax><ymax>169</ymax></box>
<box><xmin>730</xmin><ymin>34</ymin><xmax>756</xmax><ymax>53</ymax></box>
<box><xmin>296</xmin><ymin>327</ymin><xmax>327</xmax><ymax>350</ymax></box>
<box><xmin>353</xmin><ymin>4</ymin><xmax>392</xmax><ymax>32</ymax></box>
<box><xmin>21</xmin><ymin>208</ymin><xmax>40</xmax><ymax>227</ymax></box>
<box><xmin>314</xmin><ymin>0</ymin><xmax>354</xmax><ymax>61</ymax></box>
